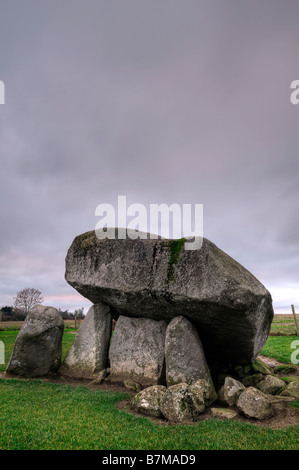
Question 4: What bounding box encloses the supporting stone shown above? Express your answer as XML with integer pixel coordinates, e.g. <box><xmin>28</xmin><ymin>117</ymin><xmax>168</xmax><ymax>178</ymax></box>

<box><xmin>165</xmin><ymin>315</ymin><xmax>214</xmax><ymax>389</ymax></box>
<box><xmin>59</xmin><ymin>303</ymin><xmax>111</xmax><ymax>379</ymax></box>
<box><xmin>109</xmin><ymin>315</ymin><xmax>167</xmax><ymax>386</ymax></box>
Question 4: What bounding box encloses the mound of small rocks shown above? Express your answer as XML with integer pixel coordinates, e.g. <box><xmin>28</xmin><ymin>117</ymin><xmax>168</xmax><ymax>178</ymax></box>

<box><xmin>131</xmin><ymin>357</ymin><xmax>298</xmax><ymax>423</ymax></box>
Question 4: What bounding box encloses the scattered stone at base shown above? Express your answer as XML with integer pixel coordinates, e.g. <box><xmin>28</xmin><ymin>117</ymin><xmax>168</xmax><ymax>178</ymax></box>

<box><xmin>211</xmin><ymin>408</ymin><xmax>239</xmax><ymax>420</ymax></box>
<box><xmin>89</xmin><ymin>369</ymin><xmax>107</xmax><ymax>385</ymax></box>
<box><xmin>160</xmin><ymin>383</ymin><xmax>205</xmax><ymax>423</ymax></box>
<box><xmin>256</xmin><ymin>375</ymin><xmax>286</xmax><ymax>395</ymax></box>
<box><xmin>124</xmin><ymin>379</ymin><xmax>142</xmax><ymax>392</ymax></box>
<box><xmin>279</xmin><ymin>381</ymin><xmax>299</xmax><ymax>399</ymax></box>
<box><xmin>273</xmin><ymin>364</ymin><xmax>297</xmax><ymax>375</ymax></box>
<box><xmin>131</xmin><ymin>385</ymin><xmax>167</xmax><ymax>418</ymax></box>
<box><xmin>237</xmin><ymin>387</ymin><xmax>274</xmax><ymax>420</ymax></box>
<box><xmin>242</xmin><ymin>373</ymin><xmax>264</xmax><ymax>388</ymax></box>
<box><xmin>252</xmin><ymin>357</ymin><xmax>273</xmax><ymax>375</ymax></box>
<box><xmin>190</xmin><ymin>378</ymin><xmax>217</xmax><ymax>407</ymax></box>
<box><xmin>223</xmin><ymin>376</ymin><xmax>245</xmax><ymax>407</ymax></box>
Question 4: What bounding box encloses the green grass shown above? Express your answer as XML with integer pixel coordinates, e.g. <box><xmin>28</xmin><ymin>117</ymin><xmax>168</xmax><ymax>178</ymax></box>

<box><xmin>0</xmin><ymin>316</ymin><xmax>298</xmax><ymax>450</ymax></box>
<box><xmin>0</xmin><ymin>378</ymin><xmax>298</xmax><ymax>450</ymax></box>
<box><xmin>260</xmin><ymin>335</ymin><xmax>299</xmax><ymax>364</ymax></box>
<box><xmin>269</xmin><ymin>314</ymin><xmax>299</xmax><ymax>336</ymax></box>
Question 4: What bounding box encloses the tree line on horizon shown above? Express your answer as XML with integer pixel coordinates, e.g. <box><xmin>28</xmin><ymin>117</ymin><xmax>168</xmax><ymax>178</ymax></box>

<box><xmin>0</xmin><ymin>287</ymin><xmax>85</xmax><ymax>322</ymax></box>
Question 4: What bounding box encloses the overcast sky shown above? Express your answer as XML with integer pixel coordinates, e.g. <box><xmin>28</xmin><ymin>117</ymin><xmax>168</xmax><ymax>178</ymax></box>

<box><xmin>0</xmin><ymin>0</ymin><xmax>298</xmax><ymax>313</ymax></box>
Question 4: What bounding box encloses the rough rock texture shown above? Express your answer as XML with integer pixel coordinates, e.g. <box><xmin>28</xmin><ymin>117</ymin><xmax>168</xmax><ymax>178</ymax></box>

<box><xmin>109</xmin><ymin>315</ymin><xmax>167</xmax><ymax>386</ymax></box>
<box><xmin>7</xmin><ymin>305</ymin><xmax>64</xmax><ymax>377</ymax></box>
<box><xmin>165</xmin><ymin>316</ymin><xmax>213</xmax><ymax>387</ymax></box>
<box><xmin>65</xmin><ymin>229</ymin><xmax>274</xmax><ymax>365</ymax></box>
<box><xmin>256</xmin><ymin>375</ymin><xmax>286</xmax><ymax>395</ymax></box>
<box><xmin>131</xmin><ymin>385</ymin><xmax>167</xmax><ymax>418</ymax></box>
<box><xmin>242</xmin><ymin>373</ymin><xmax>264</xmax><ymax>387</ymax></box>
<box><xmin>160</xmin><ymin>383</ymin><xmax>205</xmax><ymax>423</ymax></box>
<box><xmin>211</xmin><ymin>408</ymin><xmax>239</xmax><ymax>420</ymax></box>
<box><xmin>223</xmin><ymin>377</ymin><xmax>245</xmax><ymax>407</ymax></box>
<box><xmin>59</xmin><ymin>304</ymin><xmax>111</xmax><ymax>379</ymax></box>
<box><xmin>190</xmin><ymin>379</ymin><xmax>218</xmax><ymax>407</ymax></box>
<box><xmin>279</xmin><ymin>381</ymin><xmax>299</xmax><ymax>398</ymax></box>
<box><xmin>252</xmin><ymin>357</ymin><xmax>273</xmax><ymax>375</ymax></box>
<box><xmin>124</xmin><ymin>380</ymin><xmax>142</xmax><ymax>392</ymax></box>
<box><xmin>237</xmin><ymin>387</ymin><xmax>274</xmax><ymax>420</ymax></box>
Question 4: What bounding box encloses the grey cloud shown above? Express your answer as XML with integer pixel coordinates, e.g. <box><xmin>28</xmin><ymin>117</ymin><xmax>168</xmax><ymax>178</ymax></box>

<box><xmin>0</xmin><ymin>1</ymin><xmax>299</xmax><ymax>311</ymax></box>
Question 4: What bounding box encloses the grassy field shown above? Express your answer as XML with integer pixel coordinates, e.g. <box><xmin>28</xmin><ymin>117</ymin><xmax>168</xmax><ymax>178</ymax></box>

<box><xmin>269</xmin><ymin>314</ymin><xmax>299</xmax><ymax>336</ymax></box>
<box><xmin>0</xmin><ymin>378</ymin><xmax>298</xmax><ymax>450</ymax></box>
<box><xmin>0</xmin><ymin>315</ymin><xmax>298</xmax><ymax>450</ymax></box>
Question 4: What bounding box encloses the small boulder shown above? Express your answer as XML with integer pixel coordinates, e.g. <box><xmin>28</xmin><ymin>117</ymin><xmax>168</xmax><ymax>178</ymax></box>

<box><xmin>256</xmin><ymin>375</ymin><xmax>286</xmax><ymax>395</ymax></box>
<box><xmin>211</xmin><ymin>408</ymin><xmax>239</xmax><ymax>420</ymax></box>
<box><xmin>7</xmin><ymin>305</ymin><xmax>64</xmax><ymax>377</ymax></box>
<box><xmin>242</xmin><ymin>373</ymin><xmax>264</xmax><ymax>388</ymax></box>
<box><xmin>252</xmin><ymin>357</ymin><xmax>273</xmax><ymax>375</ymax></box>
<box><xmin>190</xmin><ymin>378</ymin><xmax>217</xmax><ymax>407</ymax></box>
<box><xmin>237</xmin><ymin>387</ymin><xmax>274</xmax><ymax>420</ymax></box>
<box><xmin>279</xmin><ymin>381</ymin><xmax>299</xmax><ymax>399</ymax></box>
<box><xmin>124</xmin><ymin>380</ymin><xmax>142</xmax><ymax>392</ymax></box>
<box><xmin>188</xmin><ymin>386</ymin><xmax>206</xmax><ymax>415</ymax></box>
<box><xmin>223</xmin><ymin>377</ymin><xmax>245</xmax><ymax>407</ymax></box>
<box><xmin>160</xmin><ymin>383</ymin><xmax>205</xmax><ymax>423</ymax></box>
<box><xmin>131</xmin><ymin>385</ymin><xmax>167</xmax><ymax>418</ymax></box>
<box><xmin>273</xmin><ymin>364</ymin><xmax>297</xmax><ymax>375</ymax></box>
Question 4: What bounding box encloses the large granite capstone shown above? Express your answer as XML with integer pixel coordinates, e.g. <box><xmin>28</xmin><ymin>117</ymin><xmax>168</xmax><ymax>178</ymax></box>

<box><xmin>65</xmin><ymin>229</ymin><xmax>274</xmax><ymax>364</ymax></box>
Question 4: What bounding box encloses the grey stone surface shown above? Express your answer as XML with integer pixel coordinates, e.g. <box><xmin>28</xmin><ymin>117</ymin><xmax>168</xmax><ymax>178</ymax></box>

<box><xmin>65</xmin><ymin>229</ymin><xmax>274</xmax><ymax>365</ymax></box>
<box><xmin>160</xmin><ymin>383</ymin><xmax>205</xmax><ymax>423</ymax></box>
<box><xmin>242</xmin><ymin>373</ymin><xmax>264</xmax><ymax>388</ymax></box>
<box><xmin>237</xmin><ymin>387</ymin><xmax>274</xmax><ymax>420</ymax></box>
<box><xmin>190</xmin><ymin>379</ymin><xmax>218</xmax><ymax>407</ymax></box>
<box><xmin>131</xmin><ymin>385</ymin><xmax>167</xmax><ymax>418</ymax></box>
<box><xmin>109</xmin><ymin>315</ymin><xmax>167</xmax><ymax>386</ymax></box>
<box><xmin>165</xmin><ymin>316</ymin><xmax>213</xmax><ymax>387</ymax></box>
<box><xmin>223</xmin><ymin>377</ymin><xmax>245</xmax><ymax>407</ymax></box>
<box><xmin>252</xmin><ymin>357</ymin><xmax>273</xmax><ymax>375</ymax></box>
<box><xmin>211</xmin><ymin>408</ymin><xmax>239</xmax><ymax>420</ymax></box>
<box><xmin>7</xmin><ymin>305</ymin><xmax>64</xmax><ymax>377</ymax></box>
<box><xmin>256</xmin><ymin>375</ymin><xmax>286</xmax><ymax>395</ymax></box>
<box><xmin>59</xmin><ymin>303</ymin><xmax>111</xmax><ymax>379</ymax></box>
<box><xmin>279</xmin><ymin>381</ymin><xmax>299</xmax><ymax>398</ymax></box>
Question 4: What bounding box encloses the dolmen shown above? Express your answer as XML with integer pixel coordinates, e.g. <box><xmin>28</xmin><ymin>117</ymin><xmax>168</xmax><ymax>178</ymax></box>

<box><xmin>7</xmin><ymin>229</ymin><xmax>279</xmax><ymax>422</ymax></box>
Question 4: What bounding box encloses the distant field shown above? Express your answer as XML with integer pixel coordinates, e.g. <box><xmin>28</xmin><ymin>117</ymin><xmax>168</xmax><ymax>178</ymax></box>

<box><xmin>1</xmin><ymin>314</ymin><xmax>297</xmax><ymax>334</ymax></box>
<box><xmin>0</xmin><ymin>319</ymin><xmax>83</xmax><ymax>331</ymax></box>
<box><xmin>270</xmin><ymin>314</ymin><xmax>299</xmax><ymax>336</ymax></box>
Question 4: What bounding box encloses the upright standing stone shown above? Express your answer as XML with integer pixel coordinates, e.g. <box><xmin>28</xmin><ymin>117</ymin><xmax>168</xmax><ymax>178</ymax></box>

<box><xmin>59</xmin><ymin>303</ymin><xmax>111</xmax><ymax>379</ymax></box>
<box><xmin>165</xmin><ymin>316</ymin><xmax>214</xmax><ymax>389</ymax></box>
<box><xmin>109</xmin><ymin>315</ymin><xmax>167</xmax><ymax>386</ymax></box>
<box><xmin>7</xmin><ymin>305</ymin><xmax>64</xmax><ymax>377</ymax></box>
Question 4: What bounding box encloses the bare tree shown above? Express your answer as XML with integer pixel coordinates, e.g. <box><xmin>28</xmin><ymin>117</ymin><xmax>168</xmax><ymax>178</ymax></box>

<box><xmin>13</xmin><ymin>288</ymin><xmax>44</xmax><ymax>315</ymax></box>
